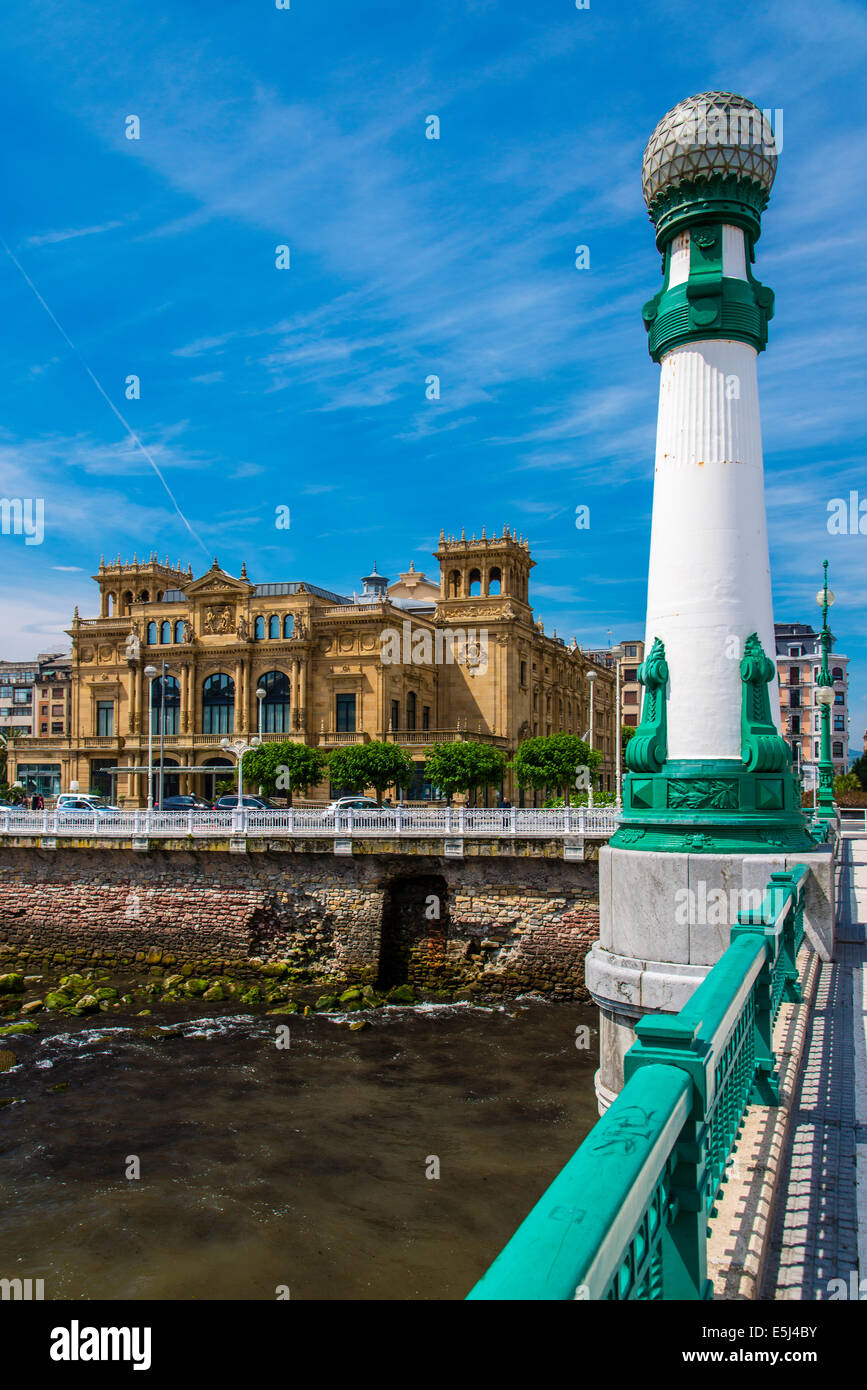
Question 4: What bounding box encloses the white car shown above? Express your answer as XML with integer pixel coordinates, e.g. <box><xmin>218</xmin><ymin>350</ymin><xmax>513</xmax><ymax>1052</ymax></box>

<box><xmin>321</xmin><ymin>796</ymin><xmax>387</xmax><ymax>818</ymax></box>
<box><xmin>55</xmin><ymin>795</ymin><xmax>122</xmax><ymax>815</ymax></box>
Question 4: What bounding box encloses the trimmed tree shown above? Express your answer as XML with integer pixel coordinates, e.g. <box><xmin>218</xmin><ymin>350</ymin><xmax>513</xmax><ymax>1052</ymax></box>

<box><xmin>511</xmin><ymin>732</ymin><xmax>601</xmax><ymax>804</ymax></box>
<box><xmin>242</xmin><ymin>741</ymin><xmax>329</xmax><ymax>805</ymax></box>
<box><xmin>425</xmin><ymin>740</ymin><xmax>507</xmax><ymax>805</ymax></box>
<box><xmin>327</xmin><ymin>741</ymin><xmax>416</xmax><ymax>806</ymax></box>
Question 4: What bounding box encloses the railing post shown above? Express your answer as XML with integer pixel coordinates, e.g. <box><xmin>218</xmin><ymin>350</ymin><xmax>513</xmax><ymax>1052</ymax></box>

<box><xmin>624</xmin><ymin>1015</ymin><xmax>712</xmax><ymax>1300</ymax></box>
<box><xmin>564</xmin><ymin>803</ymin><xmax>572</xmax><ymax>833</ymax></box>
<box><xmin>188</xmin><ymin>810</ymin><xmax>195</xmax><ymax>836</ymax></box>
<box><xmin>445</xmin><ymin>805</ymin><xmax>452</xmax><ymax>833</ymax></box>
<box><xmin>288</xmin><ymin>808</ymin><xmax>295</xmax><ymax>835</ymax></box>
<box><xmin>731</xmin><ymin>908</ymin><xmax>780</xmax><ymax>1105</ymax></box>
<box><xmin>458</xmin><ymin>805</ymin><xmax>466</xmax><ymax>835</ymax></box>
<box><xmin>510</xmin><ymin>806</ymin><xmax>517</xmax><ymax>835</ymax></box>
<box><xmin>3</xmin><ymin>808</ymin><xmax>8</xmax><ymax>835</ymax></box>
<box><xmin>769</xmin><ymin>870</ymin><xmax>802</xmax><ymax>1003</ymax></box>
<box><xmin>395</xmin><ymin>805</ymin><xmax>403</xmax><ymax>835</ymax></box>
<box><xmin>578</xmin><ymin>805</ymin><xmax>586</xmax><ymax>834</ymax></box>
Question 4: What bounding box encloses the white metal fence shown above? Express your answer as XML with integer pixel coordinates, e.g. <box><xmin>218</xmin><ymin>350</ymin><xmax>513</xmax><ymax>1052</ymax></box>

<box><xmin>0</xmin><ymin>806</ymin><xmax>622</xmax><ymax>840</ymax></box>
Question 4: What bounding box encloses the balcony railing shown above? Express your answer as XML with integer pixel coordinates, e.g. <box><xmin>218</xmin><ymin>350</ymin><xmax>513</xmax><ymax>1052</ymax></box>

<box><xmin>0</xmin><ymin>805</ymin><xmax>621</xmax><ymax>840</ymax></box>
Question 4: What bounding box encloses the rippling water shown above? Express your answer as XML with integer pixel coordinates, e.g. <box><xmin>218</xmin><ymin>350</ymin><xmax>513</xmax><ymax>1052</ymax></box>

<box><xmin>0</xmin><ymin>999</ymin><xmax>599</xmax><ymax>1300</ymax></box>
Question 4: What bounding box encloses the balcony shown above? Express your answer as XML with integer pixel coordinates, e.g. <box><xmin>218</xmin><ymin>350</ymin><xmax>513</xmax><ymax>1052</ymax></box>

<box><xmin>387</xmin><ymin>728</ymin><xmax>511</xmax><ymax>748</ymax></box>
<box><xmin>319</xmin><ymin>731</ymin><xmax>369</xmax><ymax>746</ymax></box>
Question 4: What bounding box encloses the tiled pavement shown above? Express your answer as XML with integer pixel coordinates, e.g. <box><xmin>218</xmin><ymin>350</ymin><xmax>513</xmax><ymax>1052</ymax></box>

<box><xmin>762</xmin><ymin>836</ymin><xmax>867</xmax><ymax>1299</ymax></box>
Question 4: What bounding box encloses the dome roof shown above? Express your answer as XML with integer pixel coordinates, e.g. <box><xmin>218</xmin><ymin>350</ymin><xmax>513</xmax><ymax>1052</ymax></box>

<box><xmin>641</xmin><ymin>92</ymin><xmax>777</xmax><ymax>212</ymax></box>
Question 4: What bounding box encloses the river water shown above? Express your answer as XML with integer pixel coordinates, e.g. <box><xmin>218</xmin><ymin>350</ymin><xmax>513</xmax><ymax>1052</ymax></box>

<box><xmin>0</xmin><ymin>998</ymin><xmax>599</xmax><ymax>1301</ymax></box>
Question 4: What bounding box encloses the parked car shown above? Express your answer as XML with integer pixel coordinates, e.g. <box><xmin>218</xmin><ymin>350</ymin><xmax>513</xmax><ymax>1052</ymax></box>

<box><xmin>154</xmin><ymin>795</ymin><xmax>213</xmax><ymax>812</ymax></box>
<box><xmin>56</xmin><ymin>797</ymin><xmax>123</xmax><ymax>817</ymax></box>
<box><xmin>56</xmin><ymin>793</ymin><xmax>121</xmax><ymax>813</ymax></box>
<box><xmin>212</xmin><ymin>795</ymin><xmax>279</xmax><ymax>810</ymax></box>
<box><xmin>321</xmin><ymin>796</ymin><xmax>386</xmax><ymax>818</ymax></box>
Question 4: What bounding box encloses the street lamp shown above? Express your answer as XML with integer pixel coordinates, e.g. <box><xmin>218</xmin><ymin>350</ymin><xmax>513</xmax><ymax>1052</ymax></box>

<box><xmin>814</xmin><ymin>560</ymin><xmax>836</xmax><ymax>818</ymax></box>
<box><xmin>586</xmin><ymin>669</ymin><xmax>597</xmax><ymax>810</ymax></box>
<box><xmin>156</xmin><ymin>659</ymin><xmax>177</xmax><ymax>810</ymax></box>
<box><xmin>256</xmin><ymin>686</ymin><xmax>266</xmax><ymax>737</ymax></box>
<box><xmin>143</xmin><ymin>664</ymin><xmax>158</xmax><ymax>810</ymax></box>
<box><xmin>220</xmin><ymin>735</ymin><xmax>262</xmax><ymax>809</ymax></box>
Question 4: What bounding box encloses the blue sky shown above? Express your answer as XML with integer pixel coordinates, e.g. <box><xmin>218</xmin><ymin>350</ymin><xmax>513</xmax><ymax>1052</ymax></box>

<box><xmin>0</xmin><ymin>0</ymin><xmax>865</xmax><ymax>746</ymax></box>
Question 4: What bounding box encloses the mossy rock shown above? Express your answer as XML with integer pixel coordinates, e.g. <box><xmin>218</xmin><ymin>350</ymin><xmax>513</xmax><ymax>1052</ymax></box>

<box><xmin>202</xmin><ymin>984</ymin><xmax>224</xmax><ymax>1002</ymax></box>
<box><xmin>0</xmin><ymin>973</ymin><xmax>24</xmax><ymax>994</ymax></box>
<box><xmin>239</xmin><ymin>986</ymin><xmax>262</xmax><ymax>1005</ymax></box>
<box><xmin>164</xmin><ymin>974</ymin><xmax>185</xmax><ymax>989</ymax></box>
<box><xmin>266</xmin><ymin>1003</ymin><xmax>298</xmax><ymax>1015</ymax></box>
<box><xmin>0</xmin><ymin>1020</ymin><xmax>38</xmax><ymax>1036</ymax></box>
<box><xmin>183</xmin><ymin>979</ymin><xmax>208</xmax><ymax>997</ymax></box>
<box><xmin>386</xmin><ymin>985</ymin><xmax>417</xmax><ymax>1005</ymax></box>
<box><xmin>315</xmin><ymin>995</ymin><xmax>339</xmax><ymax>1011</ymax></box>
<box><xmin>348</xmin><ymin>1019</ymin><xmax>370</xmax><ymax>1031</ymax></box>
<box><xmin>94</xmin><ymin>987</ymin><xmax>119</xmax><ymax>1002</ymax></box>
<box><xmin>21</xmin><ymin>1000</ymin><xmax>43</xmax><ymax>1015</ymax></box>
<box><xmin>260</xmin><ymin>962</ymin><xmax>288</xmax><ymax>978</ymax></box>
<box><xmin>45</xmin><ymin>991</ymin><xmax>74</xmax><ymax>1011</ymax></box>
<box><xmin>75</xmin><ymin>994</ymin><xmax>101</xmax><ymax>1013</ymax></box>
<box><xmin>144</xmin><ymin>981</ymin><xmax>164</xmax><ymax>996</ymax></box>
<box><xmin>179</xmin><ymin>963</ymin><xmax>194</xmax><ymax>977</ymax></box>
<box><xmin>338</xmin><ymin>987</ymin><xmax>362</xmax><ymax>1004</ymax></box>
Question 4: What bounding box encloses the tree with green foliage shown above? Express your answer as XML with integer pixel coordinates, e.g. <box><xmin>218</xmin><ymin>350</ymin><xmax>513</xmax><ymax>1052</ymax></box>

<box><xmin>327</xmin><ymin>741</ymin><xmax>415</xmax><ymax>805</ymax></box>
<box><xmin>834</xmin><ymin>770</ymin><xmax>862</xmax><ymax>797</ymax></box>
<box><xmin>425</xmin><ymin>740</ymin><xmax>508</xmax><ymax>804</ymax></box>
<box><xmin>621</xmin><ymin>724</ymin><xmax>637</xmax><ymax>755</ymax></box>
<box><xmin>511</xmin><ymin>732</ymin><xmax>602</xmax><ymax>804</ymax></box>
<box><xmin>849</xmin><ymin>752</ymin><xmax>867</xmax><ymax>790</ymax></box>
<box><xmin>242</xmin><ymin>741</ymin><xmax>330</xmax><ymax>805</ymax></box>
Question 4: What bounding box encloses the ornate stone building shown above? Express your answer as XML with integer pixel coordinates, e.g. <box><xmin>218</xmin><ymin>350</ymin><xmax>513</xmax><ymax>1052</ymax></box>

<box><xmin>8</xmin><ymin>529</ymin><xmax>615</xmax><ymax>805</ymax></box>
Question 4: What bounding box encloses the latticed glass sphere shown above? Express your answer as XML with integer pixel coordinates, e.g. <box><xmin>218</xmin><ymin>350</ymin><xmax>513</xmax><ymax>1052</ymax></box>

<box><xmin>642</xmin><ymin>92</ymin><xmax>777</xmax><ymax>211</ymax></box>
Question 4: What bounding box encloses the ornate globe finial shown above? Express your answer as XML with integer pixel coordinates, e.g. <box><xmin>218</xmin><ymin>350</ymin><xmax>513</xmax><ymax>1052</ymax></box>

<box><xmin>642</xmin><ymin>92</ymin><xmax>777</xmax><ymax>246</ymax></box>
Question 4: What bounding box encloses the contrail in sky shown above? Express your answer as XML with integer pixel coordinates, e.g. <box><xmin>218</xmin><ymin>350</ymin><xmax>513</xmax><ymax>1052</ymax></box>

<box><xmin>2</xmin><ymin>237</ymin><xmax>209</xmax><ymax>556</ymax></box>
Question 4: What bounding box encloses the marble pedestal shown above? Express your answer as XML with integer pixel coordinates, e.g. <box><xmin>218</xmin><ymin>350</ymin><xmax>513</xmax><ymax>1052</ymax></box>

<box><xmin>585</xmin><ymin>843</ymin><xmax>835</xmax><ymax>1111</ymax></box>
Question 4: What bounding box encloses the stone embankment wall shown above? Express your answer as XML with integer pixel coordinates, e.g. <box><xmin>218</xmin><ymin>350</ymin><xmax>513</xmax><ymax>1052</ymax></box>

<box><xmin>0</xmin><ymin>848</ymin><xmax>600</xmax><ymax>1000</ymax></box>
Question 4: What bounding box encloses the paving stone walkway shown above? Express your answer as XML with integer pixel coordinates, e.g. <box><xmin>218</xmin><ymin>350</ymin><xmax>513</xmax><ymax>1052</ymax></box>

<box><xmin>762</xmin><ymin>834</ymin><xmax>867</xmax><ymax>1299</ymax></box>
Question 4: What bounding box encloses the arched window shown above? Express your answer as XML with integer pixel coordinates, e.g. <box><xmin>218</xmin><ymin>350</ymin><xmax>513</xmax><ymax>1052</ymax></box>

<box><xmin>469</xmin><ymin>568</ymin><xmax>481</xmax><ymax>597</ymax></box>
<box><xmin>449</xmin><ymin>570</ymin><xmax>461</xmax><ymax>598</ymax></box>
<box><xmin>283</xmin><ymin>613</ymin><xmax>294</xmax><ymax>639</ymax></box>
<box><xmin>146</xmin><ymin>621</ymin><xmax>158</xmax><ymax>644</ymax></box>
<box><xmin>151</xmin><ymin>675</ymin><xmax>181</xmax><ymax>735</ymax></box>
<box><xmin>406</xmin><ymin>691</ymin><xmax>417</xmax><ymax>731</ymax></box>
<box><xmin>254</xmin><ymin>616</ymin><xmax>265</xmax><ymax>640</ymax></box>
<box><xmin>160</xmin><ymin>620</ymin><xmax>172</xmax><ymax>644</ymax></box>
<box><xmin>137</xmin><ymin>590</ymin><xmax>150</xmax><ymax>603</ymax></box>
<box><xmin>175</xmin><ymin>620</ymin><xmax>185</xmax><ymax>643</ymax></box>
<box><xmin>268</xmin><ymin>614</ymin><xmax>280</xmax><ymax>640</ymax></box>
<box><xmin>258</xmin><ymin>670</ymin><xmax>292</xmax><ymax>733</ymax></box>
<box><xmin>123</xmin><ymin>590</ymin><xmax>133</xmax><ymax>614</ymax></box>
<box><xmin>832</xmin><ymin>666</ymin><xmax>844</xmax><ymax>681</ymax></box>
<box><xmin>107</xmin><ymin>592</ymin><xmax>116</xmax><ymax>616</ymax></box>
<box><xmin>202</xmin><ymin>673</ymin><xmax>235</xmax><ymax>735</ymax></box>
<box><xmin>489</xmin><ymin>566</ymin><xmax>502</xmax><ymax>595</ymax></box>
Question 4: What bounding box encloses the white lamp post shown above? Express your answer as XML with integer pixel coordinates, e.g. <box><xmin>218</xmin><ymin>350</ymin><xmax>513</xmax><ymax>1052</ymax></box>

<box><xmin>144</xmin><ymin>664</ymin><xmax>158</xmax><ymax>810</ymax></box>
<box><xmin>221</xmin><ymin>735</ymin><xmax>261</xmax><ymax>809</ymax></box>
<box><xmin>586</xmin><ymin>669</ymin><xmax>597</xmax><ymax>809</ymax></box>
<box><xmin>256</xmin><ymin>686</ymin><xmax>266</xmax><ymax>737</ymax></box>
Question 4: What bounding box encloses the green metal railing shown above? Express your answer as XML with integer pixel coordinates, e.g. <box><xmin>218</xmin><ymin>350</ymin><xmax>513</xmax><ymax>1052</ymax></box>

<box><xmin>467</xmin><ymin>864</ymin><xmax>809</xmax><ymax>1301</ymax></box>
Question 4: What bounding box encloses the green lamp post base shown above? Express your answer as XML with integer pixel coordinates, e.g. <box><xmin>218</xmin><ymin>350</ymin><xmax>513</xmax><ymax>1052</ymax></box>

<box><xmin>611</xmin><ymin>758</ymin><xmax>816</xmax><ymax>854</ymax></box>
